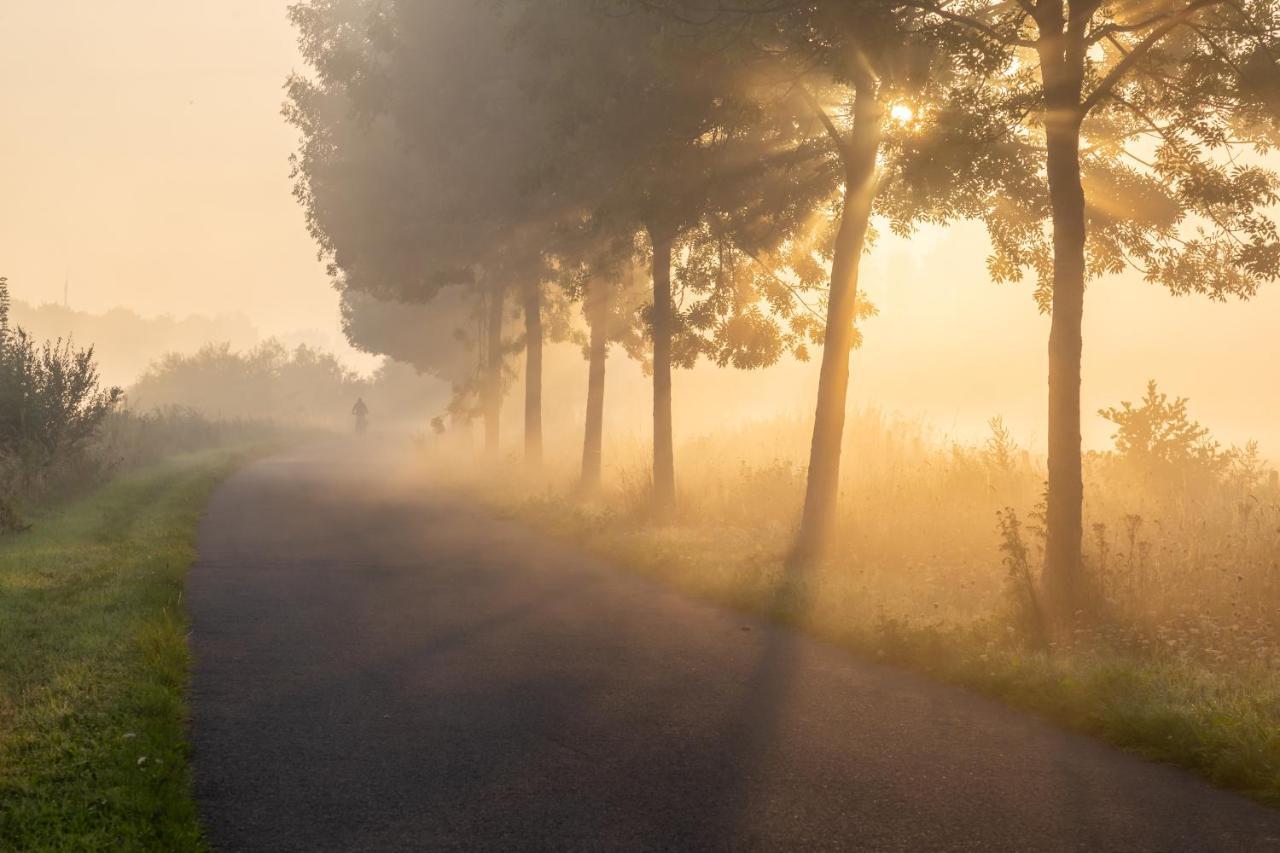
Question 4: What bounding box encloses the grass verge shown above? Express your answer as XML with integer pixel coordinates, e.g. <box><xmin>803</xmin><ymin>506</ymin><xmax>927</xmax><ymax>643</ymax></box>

<box><xmin>0</xmin><ymin>448</ymin><xmax>260</xmax><ymax>851</ymax></box>
<box><xmin>504</xmin><ymin>496</ymin><xmax>1280</xmax><ymax>809</ymax></box>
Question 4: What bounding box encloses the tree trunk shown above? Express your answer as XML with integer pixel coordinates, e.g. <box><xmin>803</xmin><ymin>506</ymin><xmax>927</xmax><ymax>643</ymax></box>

<box><xmin>483</xmin><ymin>282</ymin><xmax>504</xmax><ymax>457</ymax></box>
<box><xmin>792</xmin><ymin>85</ymin><xmax>882</xmax><ymax>565</ymax></box>
<box><xmin>580</xmin><ymin>279</ymin><xmax>610</xmax><ymax>492</ymax></box>
<box><xmin>1042</xmin><ymin>82</ymin><xmax>1088</xmax><ymax>620</ymax></box>
<box><xmin>523</xmin><ymin>281</ymin><xmax>543</xmax><ymax>466</ymax></box>
<box><xmin>649</xmin><ymin>227</ymin><xmax>676</xmax><ymax>513</ymax></box>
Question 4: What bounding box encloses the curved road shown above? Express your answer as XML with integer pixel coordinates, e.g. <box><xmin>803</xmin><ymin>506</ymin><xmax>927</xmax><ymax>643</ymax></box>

<box><xmin>189</xmin><ymin>443</ymin><xmax>1280</xmax><ymax>852</ymax></box>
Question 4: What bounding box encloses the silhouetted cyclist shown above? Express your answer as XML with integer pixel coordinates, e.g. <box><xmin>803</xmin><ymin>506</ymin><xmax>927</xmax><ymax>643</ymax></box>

<box><xmin>352</xmin><ymin>397</ymin><xmax>369</xmax><ymax>435</ymax></box>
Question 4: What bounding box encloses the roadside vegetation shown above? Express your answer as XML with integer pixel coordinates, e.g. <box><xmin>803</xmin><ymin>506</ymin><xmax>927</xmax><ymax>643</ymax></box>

<box><xmin>0</xmin><ymin>276</ymin><xmax>287</xmax><ymax>849</ymax></box>
<box><xmin>130</xmin><ymin>340</ymin><xmax>445</xmax><ymax>431</ymax></box>
<box><xmin>0</xmin><ymin>277</ymin><xmax>277</xmax><ymax>531</ymax></box>
<box><xmin>0</xmin><ymin>449</ymin><xmax>257</xmax><ymax>850</ymax></box>
<box><xmin>464</xmin><ymin>390</ymin><xmax>1280</xmax><ymax>806</ymax></box>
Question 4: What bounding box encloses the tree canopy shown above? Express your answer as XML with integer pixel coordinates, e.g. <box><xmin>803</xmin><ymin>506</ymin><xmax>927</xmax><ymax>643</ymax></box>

<box><xmin>287</xmin><ymin>0</ymin><xmax>1280</xmax><ymax>620</ymax></box>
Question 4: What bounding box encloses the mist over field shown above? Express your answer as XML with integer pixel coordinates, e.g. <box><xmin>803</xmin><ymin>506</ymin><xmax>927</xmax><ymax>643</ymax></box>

<box><xmin>2</xmin><ymin>1</ymin><xmax>1278</xmax><ymax>451</ymax></box>
<box><xmin>2</xmin><ymin>0</ymin><xmax>1280</xmax><ymax>848</ymax></box>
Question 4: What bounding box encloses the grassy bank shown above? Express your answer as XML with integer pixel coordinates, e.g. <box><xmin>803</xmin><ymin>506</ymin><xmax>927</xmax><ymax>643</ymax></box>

<box><xmin>0</xmin><ymin>448</ymin><xmax>258</xmax><ymax>851</ymax></box>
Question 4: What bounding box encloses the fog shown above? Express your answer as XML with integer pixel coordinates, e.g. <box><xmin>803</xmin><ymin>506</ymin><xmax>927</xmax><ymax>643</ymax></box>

<box><xmin>3</xmin><ymin>2</ymin><xmax>1280</xmax><ymax>839</ymax></box>
<box><xmin>523</xmin><ymin>223</ymin><xmax>1280</xmax><ymax>457</ymax></box>
<box><xmin>2</xmin><ymin>2</ymin><xmax>1276</xmax><ymax>454</ymax></box>
<box><xmin>0</xmin><ymin>0</ymin><xmax>377</xmax><ymax>372</ymax></box>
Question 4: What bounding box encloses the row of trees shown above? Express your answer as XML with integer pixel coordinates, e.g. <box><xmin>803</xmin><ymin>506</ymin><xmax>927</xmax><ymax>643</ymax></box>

<box><xmin>287</xmin><ymin>0</ymin><xmax>1279</xmax><ymax>623</ymax></box>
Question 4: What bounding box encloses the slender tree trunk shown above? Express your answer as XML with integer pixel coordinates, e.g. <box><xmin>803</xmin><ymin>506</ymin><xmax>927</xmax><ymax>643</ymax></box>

<box><xmin>1040</xmin><ymin>50</ymin><xmax>1088</xmax><ymax>620</ymax></box>
<box><xmin>580</xmin><ymin>279</ymin><xmax>610</xmax><ymax>492</ymax></box>
<box><xmin>649</xmin><ymin>227</ymin><xmax>676</xmax><ymax>513</ymax></box>
<box><xmin>523</xmin><ymin>281</ymin><xmax>543</xmax><ymax>466</ymax></box>
<box><xmin>792</xmin><ymin>85</ymin><xmax>882</xmax><ymax>565</ymax></box>
<box><xmin>483</xmin><ymin>282</ymin><xmax>504</xmax><ymax>457</ymax></box>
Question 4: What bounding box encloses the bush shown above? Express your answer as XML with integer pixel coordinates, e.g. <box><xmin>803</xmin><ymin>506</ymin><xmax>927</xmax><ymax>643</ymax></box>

<box><xmin>129</xmin><ymin>340</ymin><xmax>358</xmax><ymax>426</ymax></box>
<box><xmin>129</xmin><ymin>341</ymin><xmax>447</xmax><ymax>430</ymax></box>
<box><xmin>91</xmin><ymin>406</ymin><xmax>277</xmax><ymax>472</ymax></box>
<box><xmin>1097</xmin><ymin>380</ymin><xmax>1230</xmax><ymax>495</ymax></box>
<box><xmin>0</xmin><ymin>278</ymin><xmax>122</xmax><ymax>522</ymax></box>
<box><xmin>0</xmin><ymin>280</ymin><xmax>277</xmax><ymax>527</ymax></box>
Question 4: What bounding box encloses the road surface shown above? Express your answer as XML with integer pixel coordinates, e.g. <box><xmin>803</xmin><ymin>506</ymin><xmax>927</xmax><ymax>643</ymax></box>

<box><xmin>188</xmin><ymin>442</ymin><xmax>1280</xmax><ymax>851</ymax></box>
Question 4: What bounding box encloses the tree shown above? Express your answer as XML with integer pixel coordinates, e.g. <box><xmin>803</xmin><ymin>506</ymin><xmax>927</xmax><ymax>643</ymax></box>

<box><xmin>339</xmin><ymin>286</ymin><xmax>484</xmax><ymax>420</ymax></box>
<box><xmin>516</xmin><ymin>0</ymin><xmax>836</xmax><ymax>512</ymax></box>
<box><xmin>288</xmin><ymin>0</ymin><xmax>556</xmax><ymax>458</ymax></box>
<box><xmin>550</xmin><ymin>231</ymin><xmax>650</xmax><ymax>492</ymax></box>
<box><xmin>286</xmin><ymin>0</ymin><xmax>478</xmax><ymax>431</ymax></box>
<box><xmin>523</xmin><ymin>278</ymin><xmax>544</xmax><ymax>464</ymax></box>
<box><xmin>903</xmin><ymin>0</ymin><xmax>1280</xmax><ymax>618</ymax></box>
<box><xmin>656</xmin><ymin>0</ymin><xmax>1279</xmax><ymax>596</ymax></box>
<box><xmin>376</xmin><ymin>0</ymin><xmax>612</xmax><ymax>462</ymax></box>
<box><xmin>638</xmin><ymin>0</ymin><xmax>1016</xmax><ymax>559</ymax></box>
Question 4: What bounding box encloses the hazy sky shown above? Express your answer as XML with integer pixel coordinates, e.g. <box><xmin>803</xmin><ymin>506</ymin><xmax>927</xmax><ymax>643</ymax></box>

<box><xmin>1</xmin><ymin>2</ymin><xmax>1277</xmax><ymax>451</ymax></box>
<box><xmin>0</xmin><ymin>0</ymin><xmax>374</xmax><ymax>364</ymax></box>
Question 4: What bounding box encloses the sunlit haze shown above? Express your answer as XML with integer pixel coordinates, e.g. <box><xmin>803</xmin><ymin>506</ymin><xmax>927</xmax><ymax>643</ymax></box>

<box><xmin>0</xmin><ymin>1</ymin><xmax>381</xmax><ymax>373</ymax></box>
<box><xmin>2</xmin><ymin>2</ymin><xmax>1277</xmax><ymax>449</ymax></box>
<box><xmin>3</xmin><ymin>1</ymin><xmax>1280</xmax><ymax>848</ymax></box>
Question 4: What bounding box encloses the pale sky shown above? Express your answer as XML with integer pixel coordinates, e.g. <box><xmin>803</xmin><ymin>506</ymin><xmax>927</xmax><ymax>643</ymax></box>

<box><xmin>0</xmin><ymin>0</ymin><xmax>373</xmax><ymax>364</ymax></box>
<box><xmin>1</xmin><ymin>1</ymin><xmax>1277</xmax><ymax>451</ymax></box>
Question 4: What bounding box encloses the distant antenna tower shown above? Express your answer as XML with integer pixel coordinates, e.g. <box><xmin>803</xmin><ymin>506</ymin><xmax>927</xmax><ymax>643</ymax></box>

<box><xmin>63</xmin><ymin>271</ymin><xmax>69</xmax><ymax>308</ymax></box>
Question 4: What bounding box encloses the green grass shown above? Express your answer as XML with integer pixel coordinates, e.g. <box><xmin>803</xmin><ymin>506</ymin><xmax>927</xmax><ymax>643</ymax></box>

<box><xmin>504</xmin><ymin>497</ymin><xmax>1280</xmax><ymax>809</ymax></box>
<box><xmin>0</xmin><ymin>448</ymin><xmax>258</xmax><ymax>852</ymax></box>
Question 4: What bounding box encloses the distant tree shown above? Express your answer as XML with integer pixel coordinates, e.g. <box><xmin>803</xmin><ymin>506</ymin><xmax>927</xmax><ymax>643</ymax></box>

<box><xmin>1099</xmin><ymin>380</ymin><xmax>1227</xmax><ymax>488</ymax></box>
<box><xmin>130</xmin><ymin>341</ymin><xmax>362</xmax><ymax>425</ymax></box>
<box><xmin>340</xmin><ymin>286</ymin><xmax>492</xmax><ymax>422</ymax></box>
<box><xmin>8</xmin><ymin>300</ymin><xmax>258</xmax><ymax>385</ymax></box>
<box><xmin>484</xmin><ymin>242</ymin><xmax>556</xmax><ymax>464</ymax></box>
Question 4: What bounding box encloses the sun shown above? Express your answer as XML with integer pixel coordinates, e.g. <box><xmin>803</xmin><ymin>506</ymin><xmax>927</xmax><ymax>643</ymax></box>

<box><xmin>890</xmin><ymin>104</ymin><xmax>915</xmax><ymax>124</ymax></box>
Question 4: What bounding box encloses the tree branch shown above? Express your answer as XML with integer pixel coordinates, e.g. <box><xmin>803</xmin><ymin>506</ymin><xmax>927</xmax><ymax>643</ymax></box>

<box><xmin>1080</xmin><ymin>0</ymin><xmax>1223</xmax><ymax>114</ymax></box>
<box><xmin>797</xmin><ymin>85</ymin><xmax>849</xmax><ymax>157</ymax></box>
<box><xmin>896</xmin><ymin>0</ymin><xmax>1039</xmax><ymax>47</ymax></box>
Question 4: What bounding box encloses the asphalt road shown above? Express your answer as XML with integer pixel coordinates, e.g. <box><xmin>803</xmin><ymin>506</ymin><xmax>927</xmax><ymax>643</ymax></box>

<box><xmin>188</xmin><ymin>442</ymin><xmax>1280</xmax><ymax>852</ymax></box>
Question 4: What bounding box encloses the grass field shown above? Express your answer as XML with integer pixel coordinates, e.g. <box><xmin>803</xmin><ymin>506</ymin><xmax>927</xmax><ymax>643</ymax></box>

<box><xmin>0</xmin><ymin>449</ymin><xmax>255</xmax><ymax>852</ymax></box>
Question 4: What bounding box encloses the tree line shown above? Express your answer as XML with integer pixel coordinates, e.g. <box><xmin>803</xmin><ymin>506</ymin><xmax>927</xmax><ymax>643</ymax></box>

<box><xmin>0</xmin><ymin>278</ymin><xmax>280</xmax><ymax>529</ymax></box>
<box><xmin>285</xmin><ymin>0</ymin><xmax>1280</xmax><ymax>625</ymax></box>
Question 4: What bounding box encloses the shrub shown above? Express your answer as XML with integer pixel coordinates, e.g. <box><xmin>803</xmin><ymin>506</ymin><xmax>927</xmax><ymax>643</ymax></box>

<box><xmin>1097</xmin><ymin>380</ymin><xmax>1228</xmax><ymax>495</ymax></box>
<box><xmin>0</xmin><ymin>278</ymin><xmax>122</xmax><ymax>519</ymax></box>
<box><xmin>129</xmin><ymin>341</ymin><xmax>446</xmax><ymax>430</ymax></box>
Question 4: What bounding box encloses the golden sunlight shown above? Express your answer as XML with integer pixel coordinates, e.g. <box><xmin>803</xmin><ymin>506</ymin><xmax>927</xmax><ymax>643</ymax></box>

<box><xmin>4</xmin><ymin>2</ymin><xmax>1280</xmax><ymax>849</ymax></box>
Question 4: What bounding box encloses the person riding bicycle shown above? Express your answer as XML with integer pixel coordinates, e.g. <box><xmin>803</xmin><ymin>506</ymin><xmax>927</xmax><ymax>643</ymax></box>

<box><xmin>352</xmin><ymin>397</ymin><xmax>369</xmax><ymax>434</ymax></box>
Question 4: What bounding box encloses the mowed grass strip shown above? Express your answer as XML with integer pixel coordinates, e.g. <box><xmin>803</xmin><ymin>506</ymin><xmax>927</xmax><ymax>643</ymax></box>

<box><xmin>0</xmin><ymin>449</ymin><xmax>253</xmax><ymax>852</ymax></box>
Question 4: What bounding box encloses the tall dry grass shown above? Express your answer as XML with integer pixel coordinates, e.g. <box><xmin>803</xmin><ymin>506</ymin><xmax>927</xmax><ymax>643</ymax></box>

<box><xmin>435</xmin><ymin>401</ymin><xmax>1280</xmax><ymax>802</ymax></box>
<box><xmin>491</xmin><ymin>405</ymin><xmax>1278</xmax><ymax>673</ymax></box>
